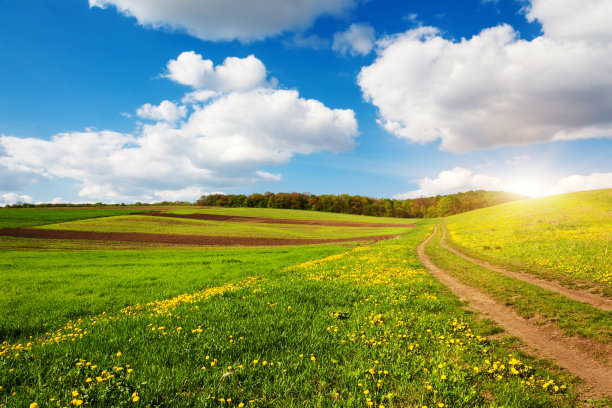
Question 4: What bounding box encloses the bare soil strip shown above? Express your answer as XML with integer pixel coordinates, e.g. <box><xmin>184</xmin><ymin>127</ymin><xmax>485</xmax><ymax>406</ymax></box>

<box><xmin>140</xmin><ymin>212</ymin><xmax>416</xmax><ymax>228</ymax></box>
<box><xmin>418</xmin><ymin>225</ymin><xmax>612</xmax><ymax>398</ymax></box>
<box><xmin>440</xmin><ymin>226</ymin><xmax>612</xmax><ymax>311</ymax></box>
<box><xmin>0</xmin><ymin>228</ymin><xmax>399</xmax><ymax>246</ymax></box>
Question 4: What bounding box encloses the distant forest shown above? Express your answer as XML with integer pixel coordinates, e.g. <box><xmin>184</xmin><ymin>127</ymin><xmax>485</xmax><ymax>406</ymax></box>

<box><xmin>197</xmin><ymin>190</ymin><xmax>525</xmax><ymax>218</ymax></box>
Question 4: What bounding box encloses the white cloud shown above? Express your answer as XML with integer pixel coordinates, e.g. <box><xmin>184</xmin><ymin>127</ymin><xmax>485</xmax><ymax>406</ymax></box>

<box><xmin>395</xmin><ymin>167</ymin><xmax>501</xmax><ymax>199</ymax></box>
<box><xmin>89</xmin><ymin>0</ymin><xmax>356</xmax><ymax>42</ymax></box>
<box><xmin>359</xmin><ymin>1</ymin><xmax>612</xmax><ymax>152</ymax></box>
<box><xmin>287</xmin><ymin>33</ymin><xmax>331</xmax><ymax>50</ymax></box>
<box><xmin>506</xmin><ymin>155</ymin><xmax>531</xmax><ymax>165</ymax></box>
<box><xmin>152</xmin><ymin>186</ymin><xmax>205</xmax><ymax>202</ymax></box>
<box><xmin>1</xmin><ymin>193</ymin><xmax>34</xmax><ymax>206</ymax></box>
<box><xmin>549</xmin><ymin>172</ymin><xmax>612</xmax><ymax>195</ymax></box>
<box><xmin>333</xmin><ymin>23</ymin><xmax>376</xmax><ymax>56</ymax></box>
<box><xmin>165</xmin><ymin>52</ymin><xmax>267</xmax><ymax>92</ymax></box>
<box><xmin>181</xmin><ymin>90</ymin><xmax>218</xmax><ymax>105</ymax></box>
<box><xmin>0</xmin><ymin>53</ymin><xmax>358</xmax><ymax>203</ymax></box>
<box><xmin>136</xmin><ymin>100</ymin><xmax>187</xmax><ymax>123</ymax></box>
<box><xmin>525</xmin><ymin>0</ymin><xmax>612</xmax><ymax>43</ymax></box>
<box><xmin>255</xmin><ymin>170</ymin><xmax>282</xmax><ymax>182</ymax></box>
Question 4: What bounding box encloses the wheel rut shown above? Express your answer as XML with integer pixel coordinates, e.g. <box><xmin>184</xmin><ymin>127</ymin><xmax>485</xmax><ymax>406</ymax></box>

<box><xmin>418</xmin><ymin>225</ymin><xmax>612</xmax><ymax>398</ymax></box>
<box><xmin>439</xmin><ymin>226</ymin><xmax>612</xmax><ymax>312</ymax></box>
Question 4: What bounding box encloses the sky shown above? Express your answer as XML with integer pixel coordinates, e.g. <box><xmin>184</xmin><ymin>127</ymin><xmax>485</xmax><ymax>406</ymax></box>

<box><xmin>0</xmin><ymin>0</ymin><xmax>611</xmax><ymax>205</ymax></box>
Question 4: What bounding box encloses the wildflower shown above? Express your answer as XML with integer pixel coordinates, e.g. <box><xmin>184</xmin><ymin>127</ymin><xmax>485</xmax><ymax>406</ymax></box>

<box><xmin>116</xmin><ymin>352</ymin><xmax>122</xmax><ymax>357</ymax></box>
<box><xmin>30</xmin><ymin>404</ymin><xmax>39</xmax><ymax>408</ymax></box>
<box><xmin>71</xmin><ymin>391</ymin><xmax>79</xmax><ymax>397</ymax></box>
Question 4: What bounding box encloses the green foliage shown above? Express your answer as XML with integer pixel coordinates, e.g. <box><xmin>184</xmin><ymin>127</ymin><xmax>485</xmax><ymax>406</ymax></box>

<box><xmin>196</xmin><ymin>190</ymin><xmax>525</xmax><ymax>218</ymax></box>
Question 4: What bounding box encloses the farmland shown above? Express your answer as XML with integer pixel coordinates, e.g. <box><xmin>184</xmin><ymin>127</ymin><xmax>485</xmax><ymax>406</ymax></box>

<box><xmin>0</xmin><ymin>202</ymin><xmax>609</xmax><ymax>407</ymax></box>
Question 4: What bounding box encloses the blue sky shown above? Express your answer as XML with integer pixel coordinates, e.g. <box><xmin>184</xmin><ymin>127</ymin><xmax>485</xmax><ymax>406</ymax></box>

<box><xmin>0</xmin><ymin>0</ymin><xmax>610</xmax><ymax>204</ymax></box>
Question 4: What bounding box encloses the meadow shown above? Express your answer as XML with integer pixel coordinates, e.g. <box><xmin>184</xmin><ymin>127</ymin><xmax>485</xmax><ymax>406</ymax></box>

<box><xmin>1</xmin><ymin>206</ymin><xmax>588</xmax><ymax>407</ymax></box>
<box><xmin>0</xmin><ymin>208</ymin><xmax>147</xmax><ymax>229</ymax></box>
<box><xmin>33</xmin><ymin>215</ymin><xmax>410</xmax><ymax>240</ymax></box>
<box><xmin>444</xmin><ymin>189</ymin><xmax>612</xmax><ymax>292</ymax></box>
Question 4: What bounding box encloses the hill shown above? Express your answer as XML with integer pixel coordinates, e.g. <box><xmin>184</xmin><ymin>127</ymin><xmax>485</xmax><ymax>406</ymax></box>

<box><xmin>446</xmin><ymin>189</ymin><xmax>612</xmax><ymax>289</ymax></box>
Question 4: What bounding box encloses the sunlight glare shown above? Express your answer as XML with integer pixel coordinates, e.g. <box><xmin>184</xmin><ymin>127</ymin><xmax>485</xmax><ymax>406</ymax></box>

<box><xmin>510</xmin><ymin>179</ymin><xmax>549</xmax><ymax>198</ymax></box>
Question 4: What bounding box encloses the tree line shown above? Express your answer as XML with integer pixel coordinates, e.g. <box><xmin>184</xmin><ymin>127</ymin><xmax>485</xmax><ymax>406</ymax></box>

<box><xmin>196</xmin><ymin>190</ymin><xmax>525</xmax><ymax>218</ymax></box>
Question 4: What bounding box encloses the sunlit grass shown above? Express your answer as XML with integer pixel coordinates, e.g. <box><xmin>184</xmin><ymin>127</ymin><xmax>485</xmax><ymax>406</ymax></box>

<box><xmin>446</xmin><ymin>189</ymin><xmax>612</xmax><ymax>291</ymax></box>
<box><xmin>1</xmin><ymin>219</ymin><xmax>582</xmax><ymax>407</ymax></box>
<box><xmin>34</xmin><ymin>215</ymin><xmax>413</xmax><ymax>240</ymax></box>
<box><xmin>0</xmin><ymin>208</ymin><xmax>146</xmax><ymax>228</ymax></box>
<box><xmin>171</xmin><ymin>207</ymin><xmax>415</xmax><ymax>224</ymax></box>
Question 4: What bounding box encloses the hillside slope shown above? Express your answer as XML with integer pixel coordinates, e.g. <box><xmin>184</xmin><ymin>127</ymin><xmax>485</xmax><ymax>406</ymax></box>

<box><xmin>445</xmin><ymin>189</ymin><xmax>612</xmax><ymax>291</ymax></box>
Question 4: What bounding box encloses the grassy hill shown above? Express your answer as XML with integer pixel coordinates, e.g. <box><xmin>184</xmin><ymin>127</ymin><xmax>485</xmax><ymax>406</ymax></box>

<box><xmin>446</xmin><ymin>189</ymin><xmax>612</xmax><ymax>292</ymax></box>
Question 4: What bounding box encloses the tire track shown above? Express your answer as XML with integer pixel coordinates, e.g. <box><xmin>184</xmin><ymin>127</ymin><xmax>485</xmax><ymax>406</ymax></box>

<box><xmin>439</xmin><ymin>226</ymin><xmax>612</xmax><ymax>311</ymax></box>
<box><xmin>418</xmin><ymin>225</ymin><xmax>612</xmax><ymax>398</ymax></box>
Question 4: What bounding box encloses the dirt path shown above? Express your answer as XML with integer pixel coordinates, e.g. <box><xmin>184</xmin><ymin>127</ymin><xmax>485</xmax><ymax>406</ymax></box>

<box><xmin>0</xmin><ymin>228</ymin><xmax>399</xmax><ymax>246</ymax></box>
<box><xmin>140</xmin><ymin>212</ymin><xmax>416</xmax><ymax>228</ymax></box>
<box><xmin>418</xmin><ymin>225</ymin><xmax>612</xmax><ymax>398</ymax></box>
<box><xmin>439</xmin><ymin>226</ymin><xmax>612</xmax><ymax>312</ymax></box>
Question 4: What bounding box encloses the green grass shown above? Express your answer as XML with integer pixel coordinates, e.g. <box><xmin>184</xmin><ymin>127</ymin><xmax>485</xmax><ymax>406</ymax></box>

<box><xmin>34</xmin><ymin>215</ymin><xmax>412</xmax><ymax>239</ymax></box>
<box><xmin>172</xmin><ymin>207</ymin><xmax>415</xmax><ymax>224</ymax></box>
<box><xmin>0</xmin><ymin>245</ymin><xmax>346</xmax><ymax>342</ymax></box>
<box><xmin>425</xmin><ymin>224</ymin><xmax>612</xmax><ymax>344</ymax></box>
<box><xmin>0</xmin><ymin>218</ymin><xmax>585</xmax><ymax>407</ymax></box>
<box><xmin>0</xmin><ymin>208</ymin><xmax>148</xmax><ymax>228</ymax></box>
<box><xmin>445</xmin><ymin>189</ymin><xmax>612</xmax><ymax>291</ymax></box>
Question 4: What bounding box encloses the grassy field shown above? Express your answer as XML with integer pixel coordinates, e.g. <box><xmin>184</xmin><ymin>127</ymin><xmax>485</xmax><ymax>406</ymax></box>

<box><xmin>424</xmin><ymin>226</ymin><xmax>612</xmax><ymax>344</ymax></box>
<box><xmin>0</xmin><ymin>245</ymin><xmax>346</xmax><ymax>342</ymax></box>
<box><xmin>170</xmin><ymin>207</ymin><xmax>414</xmax><ymax>224</ymax></box>
<box><xmin>34</xmin><ymin>215</ymin><xmax>411</xmax><ymax>240</ymax></box>
<box><xmin>0</xmin><ymin>208</ymin><xmax>147</xmax><ymax>228</ymax></box>
<box><xmin>445</xmin><ymin>189</ymin><xmax>612</xmax><ymax>291</ymax></box>
<box><xmin>0</xmin><ymin>208</ymin><xmax>586</xmax><ymax>408</ymax></box>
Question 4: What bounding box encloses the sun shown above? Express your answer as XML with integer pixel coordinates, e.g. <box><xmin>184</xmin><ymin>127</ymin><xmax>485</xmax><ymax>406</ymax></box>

<box><xmin>510</xmin><ymin>179</ymin><xmax>549</xmax><ymax>198</ymax></box>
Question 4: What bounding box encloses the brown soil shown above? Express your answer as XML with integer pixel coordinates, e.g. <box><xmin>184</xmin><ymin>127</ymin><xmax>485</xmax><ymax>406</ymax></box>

<box><xmin>0</xmin><ymin>228</ymin><xmax>400</xmax><ymax>247</ymax></box>
<box><xmin>440</xmin><ymin>226</ymin><xmax>612</xmax><ymax>312</ymax></box>
<box><xmin>418</xmin><ymin>225</ymin><xmax>612</xmax><ymax>399</ymax></box>
<box><xmin>140</xmin><ymin>212</ymin><xmax>416</xmax><ymax>228</ymax></box>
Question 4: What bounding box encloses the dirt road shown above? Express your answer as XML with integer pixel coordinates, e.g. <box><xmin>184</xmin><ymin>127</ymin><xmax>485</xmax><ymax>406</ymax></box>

<box><xmin>418</xmin><ymin>225</ymin><xmax>612</xmax><ymax>398</ymax></box>
<box><xmin>439</xmin><ymin>227</ymin><xmax>612</xmax><ymax>311</ymax></box>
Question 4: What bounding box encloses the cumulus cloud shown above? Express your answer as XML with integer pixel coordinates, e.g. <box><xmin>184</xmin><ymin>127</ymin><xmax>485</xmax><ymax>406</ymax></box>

<box><xmin>359</xmin><ymin>1</ymin><xmax>612</xmax><ymax>152</ymax></box>
<box><xmin>0</xmin><ymin>192</ymin><xmax>34</xmax><ymax>206</ymax></box>
<box><xmin>0</xmin><ymin>52</ymin><xmax>358</xmax><ymax>203</ymax></box>
<box><xmin>136</xmin><ymin>100</ymin><xmax>187</xmax><ymax>123</ymax></box>
<box><xmin>287</xmin><ymin>33</ymin><xmax>331</xmax><ymax>50</ymax></box>
<box><xmin>89</xmin><ymin>0</ymin><xmax>356</xmax><ymax>42</ymax></box>
<box><xmin>525</xmin><ymin>0</ymin><xmax>612</xmax><ymax>43</ymax></box>
<box><xmin>332</xmin><ymin>23</ymin><xmax>376</xmax><ymax>56</ymax></box>
<box><xmin>549</xmin><ymin>172</ymin><xmax>612</xmax><ymax>195</ymax></box>
<box><xmin>165</xmin><ymin>52</ymin><xmax>267</xmax><ymax>92</ymax></box>
<box><xmin>395</xmin><ymin>167</ymin><xmax>501</xmax><ymax>199</ymax></box>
